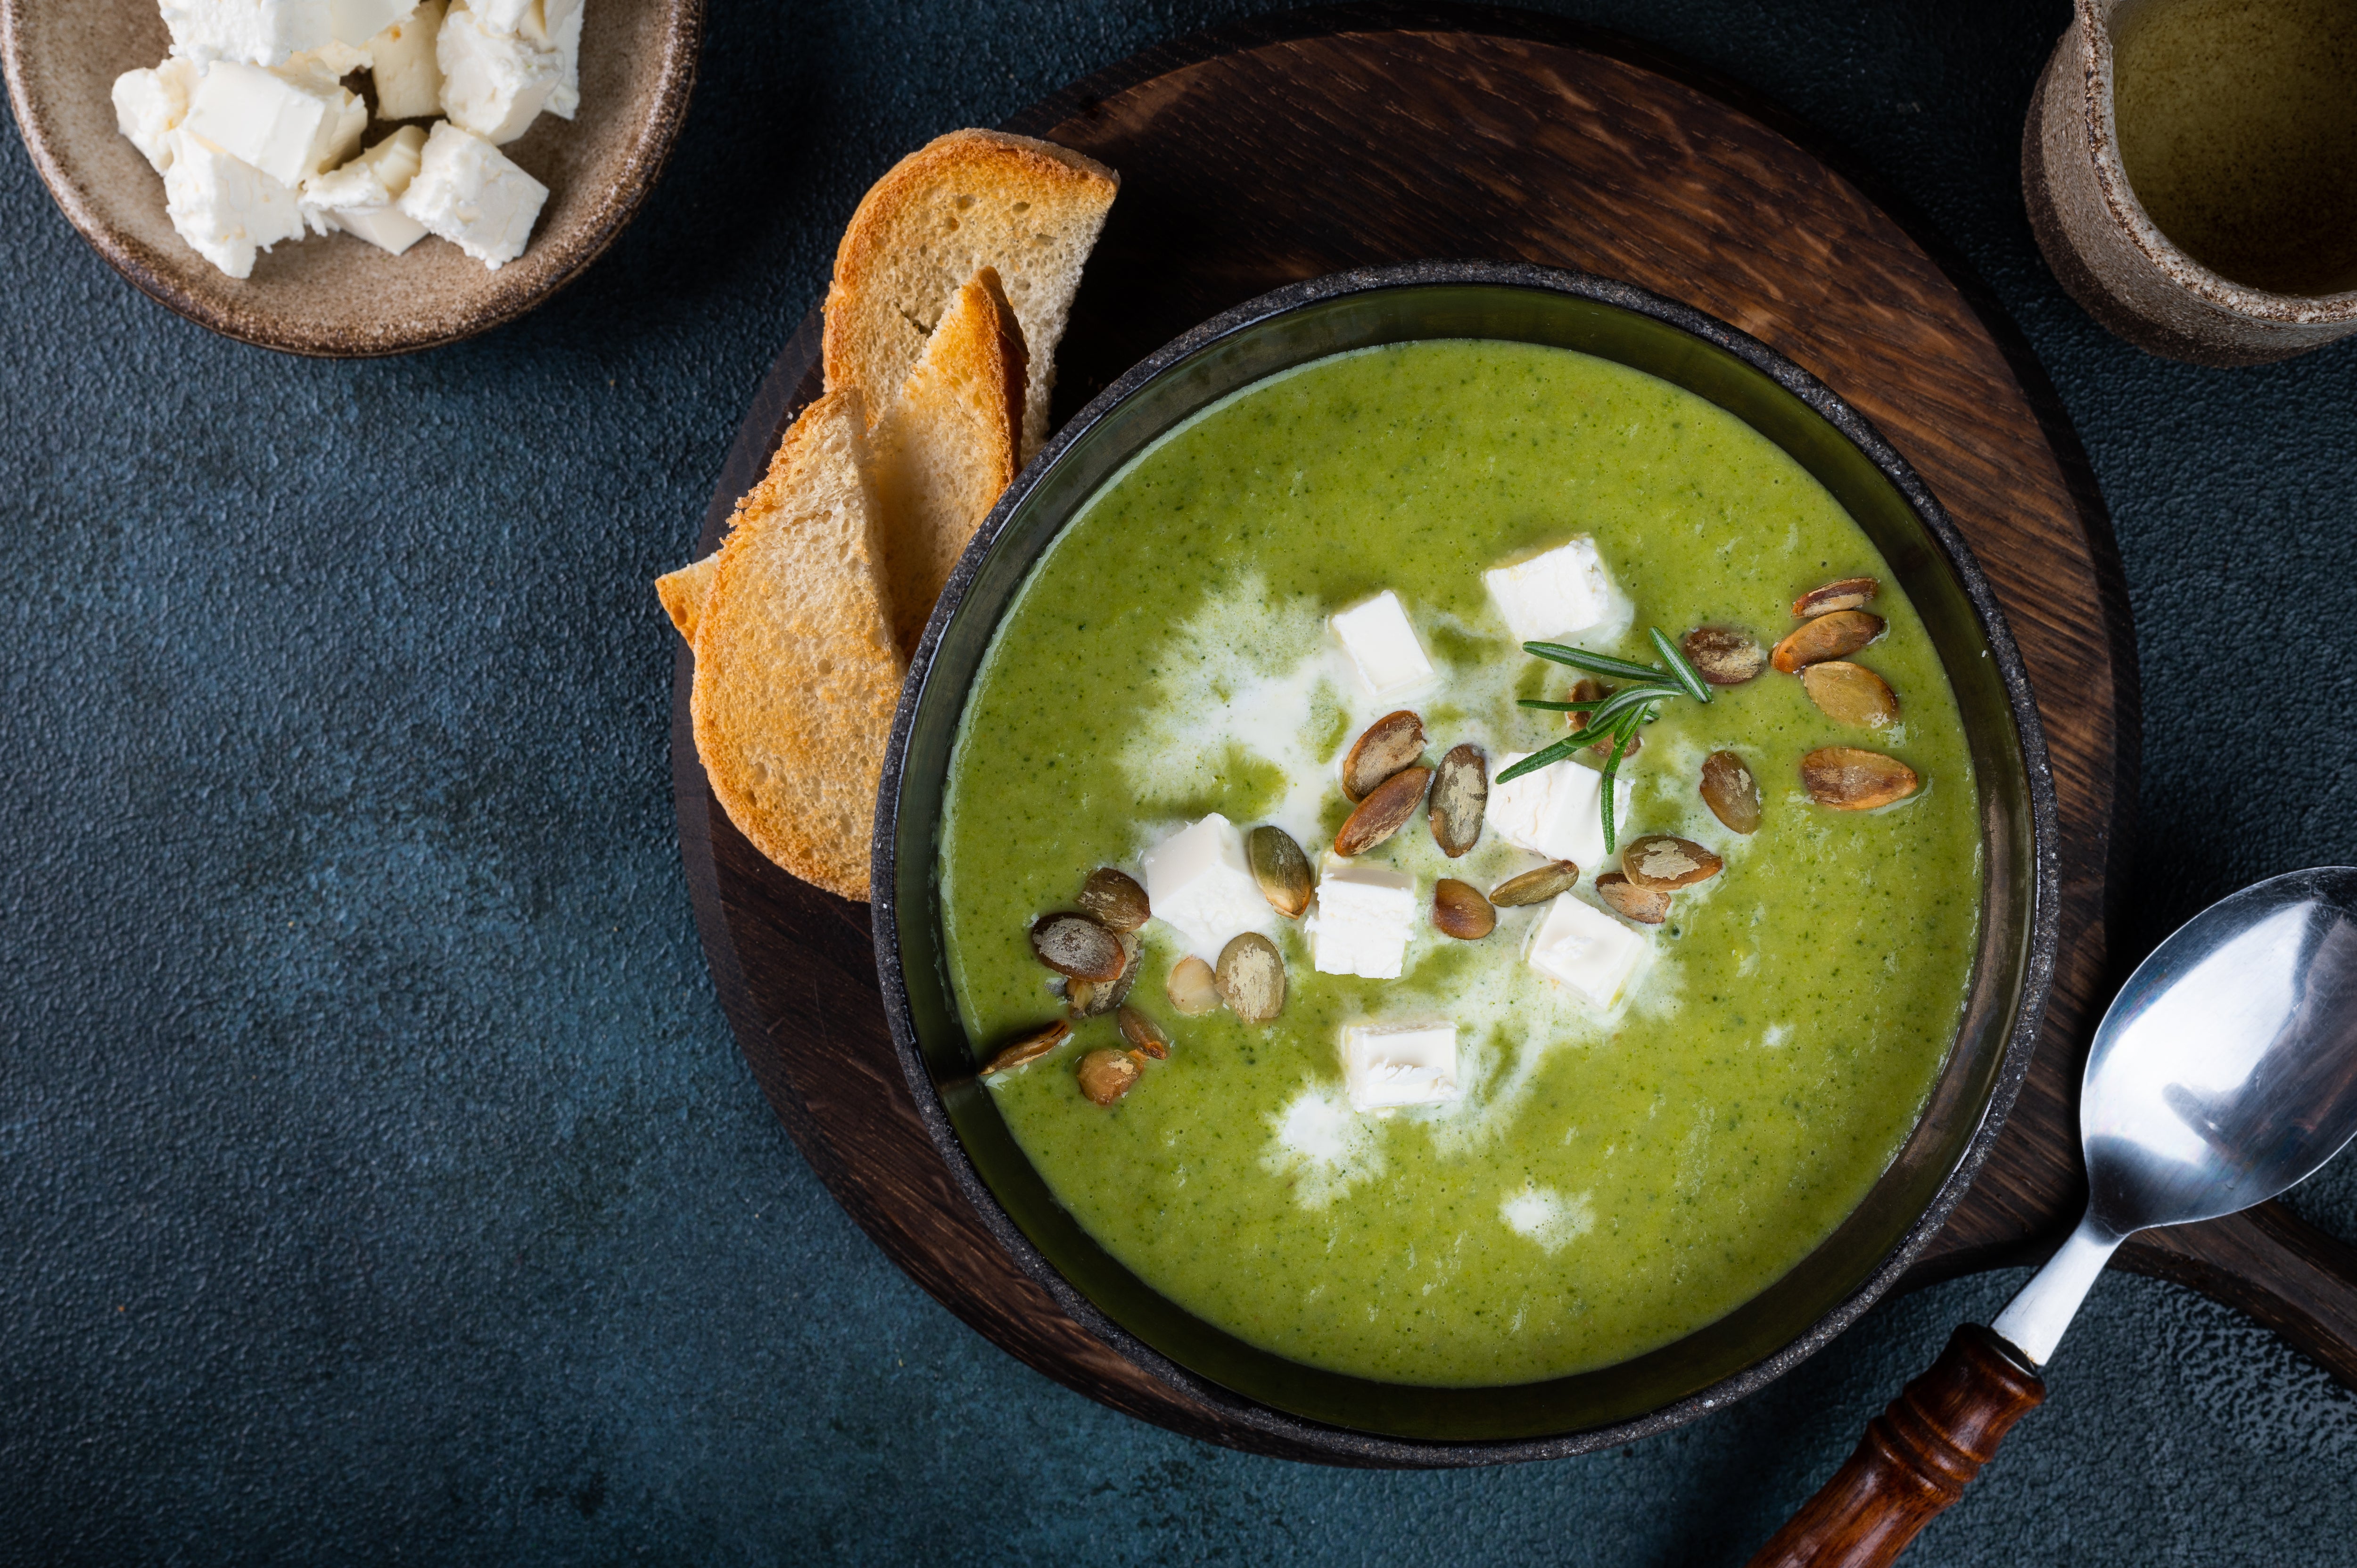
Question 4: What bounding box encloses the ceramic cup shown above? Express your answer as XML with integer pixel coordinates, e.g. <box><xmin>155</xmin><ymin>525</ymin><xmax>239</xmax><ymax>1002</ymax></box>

<box><xmin>2023</xmin><ymin>0</ymin><xmax>2357</xmax><ymax>367</ymax></box>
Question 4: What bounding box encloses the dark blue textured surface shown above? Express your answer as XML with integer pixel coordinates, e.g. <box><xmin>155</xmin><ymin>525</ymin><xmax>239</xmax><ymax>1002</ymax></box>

<box><xmin>8</xmin><ymin>1</ymin><xmax>2357</xmax><ymax>1561</ymax></box>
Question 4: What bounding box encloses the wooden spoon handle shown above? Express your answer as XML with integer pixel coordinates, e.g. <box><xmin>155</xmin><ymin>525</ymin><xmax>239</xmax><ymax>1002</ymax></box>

<box><xmin>1745</xmin><ymin>1325</ymin><xmax>2045</xmax><ymax>1568</ymax></box>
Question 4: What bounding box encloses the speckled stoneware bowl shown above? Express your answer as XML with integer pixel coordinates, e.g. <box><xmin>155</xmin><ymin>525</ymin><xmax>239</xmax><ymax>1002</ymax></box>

<box><xmin>0</xmin><ymin>0</ymin><xmax>700</xmax><ymax>355</ymax></box>
<box><xmin>872</xmin><ymin>263</ymin><xmax>2057</xmax><ymax>1458</ymax></box>
<box><xmin>2024</xmin><ymin>0</ymin><xmax>2357</xmax><ymax>367</ymax></box>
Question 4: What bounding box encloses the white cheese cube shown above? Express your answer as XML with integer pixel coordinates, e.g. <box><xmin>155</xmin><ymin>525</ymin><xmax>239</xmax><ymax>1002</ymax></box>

<box><xmin>1483</xmin><ymin>536</ymin><xmax>1629</xmax><ymax>645</ymax></box>
<box><xmin>1487</xmin><ymin>752</ymin><xmax>1631</xmax><ymax>868</ymax></box>
<box><xmin>1141</xmin><ymin>814</ymin><xmax>1275</xmax><ymax>960</ymax></box>
<box><xmin>305</xmin><ymin>125</ymin><xmax>429</xmax><ymax>254</ymax></box>
<box><xmin>112</xmin><ymin>57</ymin><xmax>203</xmax><ymax>175</ymax></box>
<box><xmin>331</xmin><ymin>0</ymin><xmax>413</xmax><ymax>44</ymax></box>
<box><xmin>542</xmin><ymin>0</ymin><xmax>582</xmax><ymax>119</ymax></box>
<box><xmin>162</xmin><ymin>129</ymin><xmax>307</xmax><ymax>279</ymax></box>
<box><xmin>1525</xmin><ymin>895</ymin><xmax>1649</xmax><ymax>1009</ymax></box>
<box><xmin>369</xmin><ymin>0</ymin><xmax>445</xmax><ymax>120</ymax></box>
<box><xmin>470</xmin><ymin>0</ymin><xmax>536</xmax><ymax>29</ymax></box>
<box><xmin>181</xmin><ymin>59</ymin><xmax>364</xmax><ymax>187</ymax></box>
<box><xmin>1304</xmin><ymin>859</ymin><xmax>1416</xmax><ymax>980</ymax></box>
<box><xmin>1340</xmin><ymin>1021</ymin><xmax>1460</xmax><ymax>1111</ymax></box>
<box><xmin>288</xmin><ymin>40</ymin><xmax>371</xmax><ymax>74</ymax></box>
<box><xmin>161</xmin><ymin>0</ymin><xmax>333</xmax><ymax>65</ymax></box>
<box><xmin>437</xmin><ymin>0</ymin><xmax>563</xmax><ymax>144</ymax></box>
<box><xmin>396</xmin><ymin>120</ymin><xmax>547</xmax><ymax>269</ymax></box>
<box><xmin>1329</xmin><ymin>591</ymin><xmax>1434</xmax><ymax>701</ymax></box>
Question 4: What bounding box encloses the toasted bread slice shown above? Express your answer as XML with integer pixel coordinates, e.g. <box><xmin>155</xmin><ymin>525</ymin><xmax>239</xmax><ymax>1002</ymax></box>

<box><xmin>872</xmin><ymin>266</ymin><xmax>1027</xmax><ymax>655</ymax></box>
<box><xmin>655</xmin><ymin>552</ymin><xmax>719</xmax><ymax>642</ymax></box>
<box><xmin>824</xmin><ymin>128</ymin><xmax>1116</xmax><ymax>461</ymax></box>
<box><xmin>691</xmin><ymin>389</ymin><xmax>902</xmax><ymax>902</ymax></box>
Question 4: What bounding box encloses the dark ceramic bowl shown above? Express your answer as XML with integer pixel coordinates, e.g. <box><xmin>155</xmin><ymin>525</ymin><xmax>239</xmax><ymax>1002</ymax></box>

<box><xmin>873</xmin><ymin>262</ymin><xmax>2058</xmax><ymax>1463</ymax></box>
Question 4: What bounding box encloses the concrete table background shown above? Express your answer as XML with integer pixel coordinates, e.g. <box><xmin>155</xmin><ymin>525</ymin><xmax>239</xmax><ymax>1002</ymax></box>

<box><xmin>6</xmin><ymin>1</ymin><xmax>2357</xmax><ymax>1561</ymax></box>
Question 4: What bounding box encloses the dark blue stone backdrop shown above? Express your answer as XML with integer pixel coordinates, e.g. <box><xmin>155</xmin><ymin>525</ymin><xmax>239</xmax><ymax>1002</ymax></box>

<box><xmin>6</xmin><ymin>1</ymin><xmax>2356</xmax><ymax>1561</ymax></box>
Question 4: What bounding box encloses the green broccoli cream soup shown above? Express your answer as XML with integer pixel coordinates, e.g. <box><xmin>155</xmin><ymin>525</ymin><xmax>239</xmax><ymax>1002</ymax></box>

<box><xmin>937</xmin><ymin>339</ymin><xmax>1980</xmax><ymax>1387</ymax></box>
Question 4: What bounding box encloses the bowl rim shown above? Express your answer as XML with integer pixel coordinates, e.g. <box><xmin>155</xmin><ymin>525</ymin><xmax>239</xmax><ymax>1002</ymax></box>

<box><xmin>872</xmin><ymin>259</ymin><xmax>2060</xmax><ymax>1465</ymax></box>
<box><xmin>0</xmin><ymin>0</ymin><xmax>705</xmax><ymax>357</ymax></box>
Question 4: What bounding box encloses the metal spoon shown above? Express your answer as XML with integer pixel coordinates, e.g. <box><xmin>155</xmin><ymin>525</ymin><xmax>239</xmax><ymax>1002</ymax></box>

<box><xmin>1752</xmin><ymin>866</ymin><xmax>2357</xmax><ymax>1568</ymax></box>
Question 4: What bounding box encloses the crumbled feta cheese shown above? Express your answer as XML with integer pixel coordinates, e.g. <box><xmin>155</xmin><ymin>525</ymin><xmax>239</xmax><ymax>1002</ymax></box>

<box><xmin>368</xmin><ymin>0</ymin><xmax>445</xmax><ymax>119</ymax></box>
<box><xmin>1525</xmin><ymin>895</ymin><xmax>1649</xmax><ymax>1009</ymax></box>
<box><xmin>181</xmin><ymin>59</ymin><xmax>365</xmax><ymax>186</ymax></box>
<box><xmin>161</xmin><ymin>129</ymin><xmax>306</xmax><ymax>278</ymax></box>
<box><xmin>112</xmin><ymin>57</ymin><xmax>203</xmax><ymax>175</ymax></box>
<box><xmin>305</xmin><ymin>125</ymin><xmax>429</xmax><ymax>253</ymax></box>
<box><xmin>1483</xmin><ymin>537</ymin><xmax>1629</xmax><ymax>645</ymax></box>
<box><xmin>396</xmin><ymin>120</ymin><xmax>546</xmax><ymax>268</ymax></box>
<box><xmin>1339</xmin><ymin>1021</ymin><xmax>1459</xmax><ymax>1111</ymax></box>
<box><xmin>1141</xmin><ymin>814</ymin><xmax>1275</xmax><ymax>960</ymax></box>
<box><xmin>437</xmin><ymin>0</ymin><xmax>564</xmax><ymax>143</ymax></box>
<box><xmin>288</xmin><ymin>40</ymin><xmax>371</xmax><ymax>74</ymax></box>
<box><xmin>1304</xmin><ymin>859</ymin><xmax>1416</xmax><ymax>979</ymax></box>
<box><xmin>540</xmin><ymin>0</ymin><xmax>582</xmax><ymax>119</ymax></box>
<box><xmin>1486</xmin><ymin>753</ymin><xmax>1631</xmax><ymax>868</ymax></box>
<box><xmin>161</xmin><ymin>0</ymin><xmax>333</xmax><ymax>66</ymax></box>
<box><xmin>1328</xmin><ymin>591</ymin><xmax>1434</xmax><ymax>700</ymax></box>
<box><xmin>331</xmin><ymin>0</ymin><xmax>413</xmax><ymax>45</ymax></box>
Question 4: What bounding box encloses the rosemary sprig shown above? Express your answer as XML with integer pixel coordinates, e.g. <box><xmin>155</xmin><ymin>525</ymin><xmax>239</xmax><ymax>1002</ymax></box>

<box><xmin>1498</xmin><ymin>629</ymin><xmax>1713</xmax><ymax>854</ymax></box>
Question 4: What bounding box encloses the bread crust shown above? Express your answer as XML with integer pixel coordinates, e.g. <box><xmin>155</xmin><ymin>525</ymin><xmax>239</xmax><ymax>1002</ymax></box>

<box><xmin>824</xmin><ymin>128</ymin><xmax>1116</xmax><ymax>459</ymax></box>
<box><xmin>654</xmin><ymin>552</ymin><xmax>718</xmax><ymax>642</ymax></box>
<box><xmin>873</xmin><ymin>266</ymin><xmax>1026</xmax><ymax>655</ymax></box>
<box><xmin>690</xmin><ymin>390</ymin><xmax>902</xmax><ymax>902</ymax></box>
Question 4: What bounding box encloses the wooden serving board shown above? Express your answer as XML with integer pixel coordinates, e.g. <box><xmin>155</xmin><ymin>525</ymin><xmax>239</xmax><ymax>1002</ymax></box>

<box><xmin>671</xmin><ymin>6</ymin><xmax>2357</xmax><ymax>1463</ymax></box>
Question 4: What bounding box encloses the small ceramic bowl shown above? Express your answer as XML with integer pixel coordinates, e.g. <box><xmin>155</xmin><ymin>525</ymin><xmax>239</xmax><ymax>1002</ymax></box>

<box><xmin>0</xmin><ymin>0</ymin><xmax>701</xmax><ymax>356</ymax></box>
<box><xmin>2023</xmin><ymin>0</ymin><xmax>2357</xmax><ymax>367</ymax></box>
<box><xmin>872</xmin><ymin>263</ymin><xmax>2057</xmax><ymax>1460</ymax></box>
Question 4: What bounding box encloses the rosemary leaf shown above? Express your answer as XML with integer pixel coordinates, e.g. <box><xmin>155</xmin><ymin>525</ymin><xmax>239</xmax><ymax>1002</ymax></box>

<box><xmin>1522</xmin><ymin>642</ymin><xmax>1663</xmax><ymax>682</ymax></box>
<box><xmin>1651</xmin><ymin>627</ymin><xmax>1714</xmax><ymax>704</ymax></box>
<box><xmin>1493</xmin><ymin>735</ymin><xmax>1588</xmax><ymax>785</ymax></box>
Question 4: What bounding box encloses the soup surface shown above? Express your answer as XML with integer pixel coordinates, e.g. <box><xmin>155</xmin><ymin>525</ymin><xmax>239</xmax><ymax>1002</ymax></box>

<box><xmin>938</xmin><ymin>340</ymin><xmax>1980</xmax><ymax>1387</ymax></box>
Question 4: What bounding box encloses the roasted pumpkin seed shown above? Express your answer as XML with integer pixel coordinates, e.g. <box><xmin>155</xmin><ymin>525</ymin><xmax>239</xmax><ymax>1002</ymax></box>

<box><xmin>1076</xmin><ymin>1048</ymin><xmax>1143</xmax><ymax>1106</ymax></box>
<box><xmin>1333</xmin><ymin>766</ymin><xmax>1431</xmax><ymax>856</ymax></box>
<box><xmin>1595</xmin><ymin>871</ymin><xmax>1671</xmax><ymax>925</ymax></box>
<box><xmin>1432</xmin><ymin>878</ymin><xmax>1497</xmax><ymax>939</ymax></box>
<box><xmin>1065</xmin><ymin>933</ymin><xmax>1140</xmax><ymax>1017</ymax></box>
<box><xmin>1802</xmin><ymin>747</ymin><xmax>1920</xmax><ymax>810</ymax></box>
<box><xmin>1490</xmin><ymin>860</ymin><xmax>1580</xmax><ymax>907</ymax></box>
<box><xmin>1681</xmin><ymin>626</ymin><xmax>1767</xmax><ymax>686</ymax></box>
<box><xmin>1793</xmin><ymin>576</ymin><xmax>1879</xmax><ymax>618</ymax></box>
<box><xmin>1030</xmin><ymin>912</ymin><xmax>1126</xmax><ymax>981</ymax></box>
<box><xmin>1076</xmin><ymin>867</ymin><xmax>1150</xmax><ymax>932</ymax></box>
<box><xmin>979</xmin><ymin>1019</ymin><xmax>1070</xmax><ymax>1077</ymax></box>
<box><xmin>1342</xmin><ymin>710</ymin><xmax>1426</xmax><ymax>801</ymax></box>
<box><xmin>1770</xmin><ymin>610</ymin><xmax>1884</xmax><ymax>673</ymax></box>
<box><xmin>1429</xmin><ymin>744</ymin><xmax>1488</xmax><ymax>857</ymax></box>
<box><xmin>1248</xmin><ymin>825</ymin><xmax>1315</xmax><ymax>918</ymax></box>
<box><xmin>1117</xmin><ymin>1005</ymin><xmax>1172</xmax><ymax>1059</ymax></box>
<box><xmin>1215</xmin><ymin>933</ymin><xmax>1286</xmax><ymax>1023</ymax></box>
<box><xmin>1165</xmin><ymin>954</ymin><xmax>1220</xmax><ymax>1016</ymax></box>
<box><xmin>1621</xmin><ymin>834</ymin><xmax>1724</xmax><ymax>891</ymax></box>
<box><xmin>1801</xmin><ymin>660</ymin><xmax>1900</xmax><ymax>728</ymax></box>
<box><xmin>1699</xmin><ymin>750</ymin><xmax>1764</xmax><ymax>835</ymax></box>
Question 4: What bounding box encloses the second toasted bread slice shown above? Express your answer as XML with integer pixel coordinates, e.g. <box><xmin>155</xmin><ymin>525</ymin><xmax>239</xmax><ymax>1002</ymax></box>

<box><xmin>824</xmin><ymin>128</ymin><xmax>1116</xmax><ymax>460</ymax></box>
<box><xmin>872</xmin><ymin>266</ymin><xmax>1027</xmax><ymax>656</ymax></box>
<box><xmin>691</xmin><ymin>389</ymin><xmax>902</xmax><ymax>902</ymax></box>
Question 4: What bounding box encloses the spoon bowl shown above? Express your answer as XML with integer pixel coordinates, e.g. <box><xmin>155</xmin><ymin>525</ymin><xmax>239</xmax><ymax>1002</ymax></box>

<box><xmin>2083</xmin><ymin>867</ymin><xmax>2357</xmax><ymax>1236</ymax></box>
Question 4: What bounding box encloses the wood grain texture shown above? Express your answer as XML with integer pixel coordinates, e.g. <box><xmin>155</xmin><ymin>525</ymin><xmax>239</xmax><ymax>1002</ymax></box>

<box><xmin>1745</xmin><ymin>1326</ymin><xmax>2047</xmax><ymax>1568</ymax></box>
<box><xmin>670</xmin><ymin>7</ymin><xmax>2357</xmax><ymax>1463</ymax></box>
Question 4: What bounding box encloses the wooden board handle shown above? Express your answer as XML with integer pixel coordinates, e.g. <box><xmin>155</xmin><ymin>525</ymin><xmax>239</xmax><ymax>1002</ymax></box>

<box><xmin>1746</xmin><ymin>1325</ymin><xmax>2045</xmax><ymax>1568</ymax></box>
